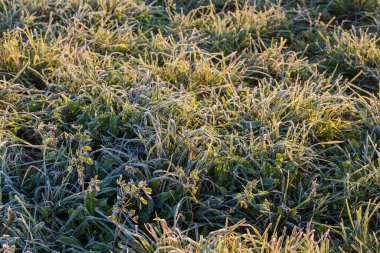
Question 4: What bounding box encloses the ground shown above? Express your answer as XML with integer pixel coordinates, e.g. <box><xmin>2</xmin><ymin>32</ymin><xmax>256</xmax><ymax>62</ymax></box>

<box><xmin>0</xmin><ymin>0</ymin><xmax>380</xmax><ymax>252</ymax></box>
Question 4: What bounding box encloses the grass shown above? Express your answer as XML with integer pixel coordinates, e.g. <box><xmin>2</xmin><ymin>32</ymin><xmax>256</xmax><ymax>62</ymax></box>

<box><xmin>0</xmin><ymin>0</ymin><xmax>380</xmax><ymax>252</ymax></box>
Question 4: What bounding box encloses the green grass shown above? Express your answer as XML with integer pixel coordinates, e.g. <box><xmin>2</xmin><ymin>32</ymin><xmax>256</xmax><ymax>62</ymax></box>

<box><xmin>0</xmin><ymin>0</ymin><xmax>380</xmax><ymax>252</ymax></box>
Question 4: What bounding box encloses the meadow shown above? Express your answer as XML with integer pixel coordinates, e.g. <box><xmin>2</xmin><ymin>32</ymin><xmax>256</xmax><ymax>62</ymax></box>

<box><xmin>0</xmin><ymin>0</ymin><xmax>380</xmax><ymax>252</ymax></box>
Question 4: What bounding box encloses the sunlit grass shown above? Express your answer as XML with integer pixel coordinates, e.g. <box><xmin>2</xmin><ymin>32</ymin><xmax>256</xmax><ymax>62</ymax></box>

<box><xmin>0</xmin><ymin>0</ymin><xmax>380</xmax><ymax>252</ymax></box>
